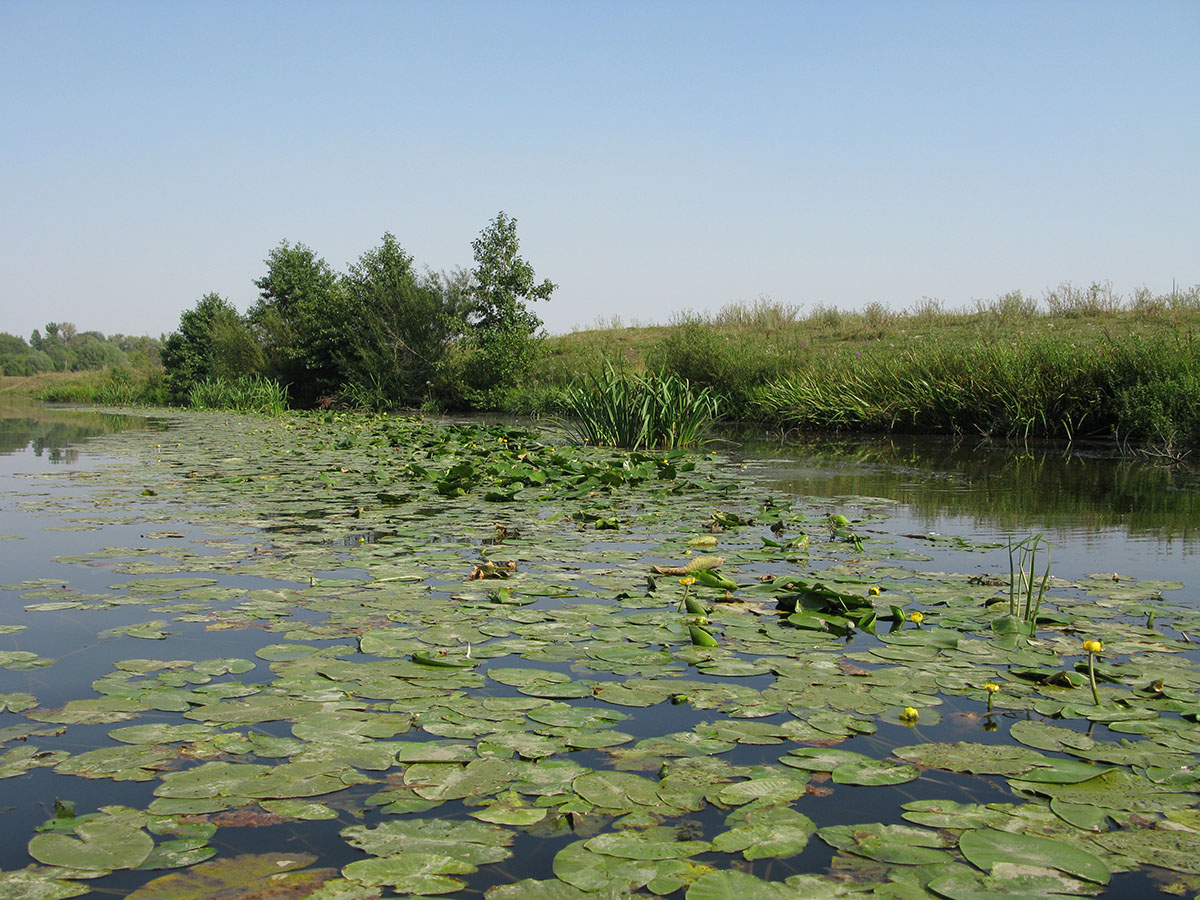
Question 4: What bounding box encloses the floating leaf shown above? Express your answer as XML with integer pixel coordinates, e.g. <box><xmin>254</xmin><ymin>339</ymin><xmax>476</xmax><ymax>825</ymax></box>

<box><xmin>28</xmin><ymin>817</ymin><xmax>154</xmax><ymax>870</ymax></box>
<box><xmin>818</xmin><ymin>823</ymin><xmax>953</xmax><ymax>865</ymax></box>
<box><xmin>832</xmin><ymin>760</ymin><xmax>919</xmax><ymax>786</ymax></box>
<box><xmin>342</xmin><ymin>853</ymin><xmax>476</xmax><ymax>892</ymax></box>
<box><xmin>957</xmin><ymin>829</ymin><xmax>1111</xmax><ymax>884</ymax></box>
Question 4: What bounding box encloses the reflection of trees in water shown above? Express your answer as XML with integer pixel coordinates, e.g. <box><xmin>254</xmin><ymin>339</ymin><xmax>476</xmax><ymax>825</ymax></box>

<box><xmin>746</xmin><ymin>433</ymin><xmax>1200</xmax><ymax>545</ymax></box>
<box><xmin>0</xmin><ymin>403</ymin><xmax>146</xmax><ymax>463</ymax></box>
<box><xmin>41</xmin><ymin>444</ymin><xmax>81</xmax><ymax>464</ymax></box>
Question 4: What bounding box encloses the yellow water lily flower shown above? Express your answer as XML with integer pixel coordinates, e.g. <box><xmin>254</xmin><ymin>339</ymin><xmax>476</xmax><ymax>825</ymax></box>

<box><xmin>900</xmin><ymin>707</ymin><xmax>920</xmax><ymax>722</ymax></box>
<box><xmin>984</xmin><ymin>683</ymin><xmax>1001</xmax><ymax>693</ymax></box>
<box><xmin>908</xmin><ymin>611</ymin><xmax>924</xmax><ymax>625</ymax></box>
<box><xmin>868</xmin><ymin>586</ymin><xmax>881</xmax><ymax>596</ymax></box>
<box><xmin>1083</xmin><ymin>639</ymin><xmax>1103</xmax><ymax>654</ymax></box>
<box><xmin>679</xmin><ymin>576</ymin><xmax>697</xmax><ymax>587</ymax></box>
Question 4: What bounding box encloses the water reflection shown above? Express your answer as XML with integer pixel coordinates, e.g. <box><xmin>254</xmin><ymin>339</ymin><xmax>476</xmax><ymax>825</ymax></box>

<box><xmin>736</xmin><ymin>432</ymin><xmax>1200</xmax><ymax>548</ymax></box>
<box><xmin>0</xmin><ymin>399</ymin><xmax>154</xmax><ymax>463</ymax></box>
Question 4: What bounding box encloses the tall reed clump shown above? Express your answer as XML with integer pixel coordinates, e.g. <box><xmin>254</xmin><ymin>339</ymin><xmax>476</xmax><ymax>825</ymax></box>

<box><xmin>562</xmin><ymin>367</ymin><xmax>722</xmax><ymax>450</ymax></box>
<box><xmin>187</xmin><ymin>375</ymin><xmax>289</xmax><ymax>415</ymax></box>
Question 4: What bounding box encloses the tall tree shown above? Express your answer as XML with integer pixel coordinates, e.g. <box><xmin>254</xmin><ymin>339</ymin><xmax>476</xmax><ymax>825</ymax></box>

<box><xmin>249</xmin><ymin>241</ymin><xmax>346</xmax><ymax>402</ymax></box>
<box><xmin>340</xmin><ymin>234</ymin><xmax>464</xmax><ymax>407</ymax></box>
<box><xmin>464</xmin><ymin>212</ymin><xmax>556</xmax><ymax>403</ymax></box>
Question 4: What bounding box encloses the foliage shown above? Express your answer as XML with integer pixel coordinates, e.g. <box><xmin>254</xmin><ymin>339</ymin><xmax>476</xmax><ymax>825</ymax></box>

<box><xmin>462</xmin><ymin>212</ymin><xmax>556</xmax><ymax>406</ymax></box>
<box><xmin>338</xmin><ymin>234</ymin><xmax>467</xmax><ymax>408</ymax></box>
<box><xmin>534</xmin><ymin>282</ymin><xmax>1200</xmax><ymax>447</ymax></box>
<box><xmin>155</xmin><ymin>216</ymin><xmax>552</xmax><ymax>412</ymax></box>
<box><xmin>248</xmin><ymin>242</ymin><xmax>345</xmax><ymax>404</ymax></box>
<box><xmin>648</xmin><ymin>317</ymin><xmax>801</xmax><ymax>408</ymax></box>
<box><xmin>186</xmin><ymin>375</ymin><xmax>289</xmax><ymax>415</ymax></box>
<box><xmin>161</xmin><ymin>294</ymin><xmax>261</xmax><ymax>403</ymax></box>
<box><xmin>750</xmin><ymin>332</ymin><xmax>1200</xmax><ymax>445</ymax></box>
<box><xmin>2</xmin><ymin>325</ymin><xmax>159</xmax><ymax>376</ymax></box>
<box><xmin>29</xmin><ymin>366</ymin><xmax>167</xmax><ymax>405</ymax></box>
<box><xmin>562</xmin><ymin>366</ymin><xmax>722</xmax><ymax>449</ymax></box>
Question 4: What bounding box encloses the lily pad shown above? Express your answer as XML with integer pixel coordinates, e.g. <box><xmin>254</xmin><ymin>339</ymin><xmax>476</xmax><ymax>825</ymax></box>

<box><xmin>957</xmin><ymin>829</ymin><xmax>1111</xmax><ymax>884</ymax></box>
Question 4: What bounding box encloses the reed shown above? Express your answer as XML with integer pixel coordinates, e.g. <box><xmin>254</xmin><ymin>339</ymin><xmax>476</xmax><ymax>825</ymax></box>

<box><xmin>752</xmin><ymin>333</ymin><xmax>1200</xmax><ymax>445</ymax></box>
<box><xmin>561</xmin><ymin>367</ymin><xmax>722</xmax><ymax>450</ymax></box>
<box><xmin>187</xmin><ymin>375</ymin><xmax>289</xmax><ymax>415</ymax></box>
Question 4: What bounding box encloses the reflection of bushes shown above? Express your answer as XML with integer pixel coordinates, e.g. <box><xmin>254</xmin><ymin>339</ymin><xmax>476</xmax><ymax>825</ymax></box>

<box><xmin>0</xmin><ymin>403</ymin><xmax>148</xmax><ymax>456</ymax></box>
<box><xmin>744</xmin><ymin>432</ymin><xmax>1200</xmax><ymax>543</ymax></box>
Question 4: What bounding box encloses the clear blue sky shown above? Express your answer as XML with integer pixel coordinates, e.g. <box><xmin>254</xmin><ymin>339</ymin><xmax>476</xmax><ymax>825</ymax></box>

<box><xmin>2</xmin><ymin>0</ymin><xmax>1196</xmax><ymax>339</ymax></box>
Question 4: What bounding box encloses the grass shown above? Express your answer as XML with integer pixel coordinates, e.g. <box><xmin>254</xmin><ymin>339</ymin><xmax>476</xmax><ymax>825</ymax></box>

<box><xmin>561</xmin><ymin>366</ymin><xmax>722</xmax><ymax>449</ymax></box>
<box><xmin>187</xmin><ymin>375</ymin><xmax>289</xmax><ymax>415</ymax></box>
<box><xmin>522</xmin><ymin>283</ymin><xmax>1200</xmax><ymax>448</ymax></box>
<box><xmin>2</xmin><ymin>367</ymin><xmax>169</xmax><ymax>405</ymax></box>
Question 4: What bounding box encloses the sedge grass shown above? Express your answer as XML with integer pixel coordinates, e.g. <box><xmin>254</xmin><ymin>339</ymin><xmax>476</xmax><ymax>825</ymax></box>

<box><xmin>562</xmin><ymin>366</ymin><xmax>722</xmax><ymax>450</ymax></box>
<box><xmin>187</xmin><ymin>375</ymin><xmax>289</xmax><ymax>415</ymax></box>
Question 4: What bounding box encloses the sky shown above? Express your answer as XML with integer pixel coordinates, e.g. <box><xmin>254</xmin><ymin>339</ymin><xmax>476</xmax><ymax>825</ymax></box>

<box><xmin>2</xmin><ymin>0</ymin><xmax>1197</xmax><ymax>340</ymax></box>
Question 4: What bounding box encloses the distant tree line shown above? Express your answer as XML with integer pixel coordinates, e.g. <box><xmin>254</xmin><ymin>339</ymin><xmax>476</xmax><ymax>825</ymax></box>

<box><xmin>0</xmin><ymin>323</ymin><xmax>161</xmax><ymax>376</ymax></box>
<box><xmin>162</xmin><ymin>211</ymin><xmax>555</xmax><ymax>410</ymax></box>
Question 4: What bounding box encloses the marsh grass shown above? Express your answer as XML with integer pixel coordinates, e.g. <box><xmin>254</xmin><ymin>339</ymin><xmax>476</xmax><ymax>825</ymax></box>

<box><xmin>187</xmin><ymin>375</ymin><xmax>288</xmax><ymax>415</ymax></box>
<box><xmin>752</xmin><ymin>332</ymin><xmax>1200</xmax><ymax>444</ymax></box>
<box><xmin>562</xmin><ymin>366</ymin><xmax>722</xmax><ymax>449</ymax></box>
<box><xmin>29</xmin><ymin>367</ymin><xmax>167</xmax><ymax>405</ymax></box>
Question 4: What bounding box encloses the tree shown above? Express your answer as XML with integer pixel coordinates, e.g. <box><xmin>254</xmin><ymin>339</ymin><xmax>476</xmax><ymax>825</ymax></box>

<box><xmin>248</xmin><ymin>241</ymin><xmax>346</xmax><ymax>403</ymax></box>
<box><xmin>339</xmin><ymin>234</ymin><xmax>464</xmax><ymax>407</ymax></box>
<box><xmin>161</xmin><ymin>293</ymin><xmax>260</xmax><ymax>402</ymax></box>
<box><xmin>464</xmin><ymin>212</ymin><xmax>556</xmax><ymax>404</ymax></box>
<box><xmin>0</xmin><ymin>333</ymin><xmax>32</xmax><ymax>376</ymax></box>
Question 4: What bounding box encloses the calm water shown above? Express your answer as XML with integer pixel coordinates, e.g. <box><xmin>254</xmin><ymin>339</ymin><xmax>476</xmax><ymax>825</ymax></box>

<box><xmin>735</xmin><ymin>432</ymin><xmax>1199</xmax><ymax>595</ymax></box>
<box><xmin>1</xmin><ymin>403</ymin><xmax>1196</xmax><ymax>898</ymax></box>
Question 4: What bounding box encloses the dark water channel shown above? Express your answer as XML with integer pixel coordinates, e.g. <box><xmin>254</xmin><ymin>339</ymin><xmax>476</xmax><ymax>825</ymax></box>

<box><xmin>1</xmin><ymin>403</ymin><xmax>1197</xmax><ymax>898</ymax></box>
<box><xmin>736</xmin><ymin>432</ymin><xmax>1199</xmax><ymax>597</ymax></box>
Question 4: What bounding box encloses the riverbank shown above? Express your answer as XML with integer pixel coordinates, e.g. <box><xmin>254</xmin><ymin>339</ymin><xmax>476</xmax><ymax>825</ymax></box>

<box><xmin>527</xmin><ymin>290</ymin><xmax>1200</xmax><ymax>448</ymax></box>
<box><xmin>7</xmin><ymin>284</ymin><xmax>1199</xmax><ymax>448</ymax></box>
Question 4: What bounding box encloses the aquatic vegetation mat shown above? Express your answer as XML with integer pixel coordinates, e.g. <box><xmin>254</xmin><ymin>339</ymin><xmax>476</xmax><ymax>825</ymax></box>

<box><xmin>1</xmin><ymin>409</ymin><xmax>1199</xmax><ymax>899</ymax></box>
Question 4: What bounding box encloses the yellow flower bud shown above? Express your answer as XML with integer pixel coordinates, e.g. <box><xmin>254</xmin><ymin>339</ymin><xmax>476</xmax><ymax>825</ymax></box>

<box><xmin>1083</xmin><ymin>640</ymin><xmax>1103</xmax><ymax>654</ymax></box>
<box><xmin>868</xmin><ymin>586</ymin><xmax>881</xmax><ymax>596</ymax></box>
<box><xmin>908</xmin><ymin>611</ymin><xmax>924</xmax><ymax>624</ymax></box>
<box><xmin>901</xmin><ymin>707</ymin><xmax>920</xmax><ymax>721</ymax></box>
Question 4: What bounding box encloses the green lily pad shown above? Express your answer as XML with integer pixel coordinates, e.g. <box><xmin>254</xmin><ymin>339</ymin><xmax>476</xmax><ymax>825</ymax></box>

<box><xmin>28</xmin><ymin>817</ymin><xmax>155</xmax><ymax>870</ymax></box>
<box><xmin>584</xmin><ymin>831</ymin><xmax>710</xmax><ymax>860</ymax></box>
<box><xmin>818</xmin><ymin>823</ymin><xmax>953</xmax><ymax>865</ymax></box>
<box><xmin>685</xmin><ymin>869</ymin><xmax>792</xmax><ymax>900</ymax></box>
<box><xmin>831</xmin><ymin>760</ymin><xmax>920</xmax><ymax>786</ymax></box>
<box><xmin>1091</xmin><ymin>828</ymin><xmax>1200</xmax><ymax>874</ymax></box>
<box><xmin>957</xmin><ymin>829</ymin><xmax>1111</xmax><ymax>884</ymax></box>
<box><xmin>712</xmin><ymin>806</ymin><xmax>816</xmax><ymax>860</ymax></box>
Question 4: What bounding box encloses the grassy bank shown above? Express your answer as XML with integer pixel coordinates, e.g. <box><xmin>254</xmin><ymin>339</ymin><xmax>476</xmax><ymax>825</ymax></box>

<box><xmin>524</xmin><ymin>284</ymin><xmax>1200</xmax><ymax>448</ymax></box>
<box><xmin>0</xmin><ymin>367</ymin><xmax>168</xmax><ymax>405</ymax></box>
<box><xmin>6</xmin><ymin>281</ymin><xmax>1200</xmax><ymax>448</ymax></box>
